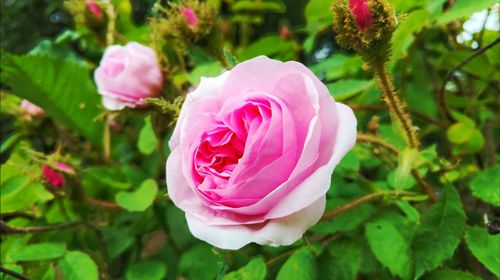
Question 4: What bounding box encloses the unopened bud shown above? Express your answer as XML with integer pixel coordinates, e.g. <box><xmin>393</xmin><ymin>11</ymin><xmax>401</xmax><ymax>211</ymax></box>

<box><xmin>180</xmin><ymin>6</ymin><xmax>199</xmax><ymax>27</ymax></box>
<box><xmin>349</xmin><ymin>0</ymin><xmax>373</xmax><ymax>32</ymax></box>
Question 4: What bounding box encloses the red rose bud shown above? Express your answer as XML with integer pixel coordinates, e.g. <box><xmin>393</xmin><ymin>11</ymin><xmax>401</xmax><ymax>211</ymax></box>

<box><xmin>279</xmin><ymin>25</ymin><xmax>292</xmax><ymax>39</ymax></box>
<box><xmin>180</xmin><ymin>7</ymin><xmax>199</xmax><ymax>28</ymax></box>
<box><xmin>86</xmin><ymin>0</ymin><xmax>103</xmax><ymax>18</ymax></box>
<box><xmin>349</xmin><ymin>0</ymin><xmax>373</xmax><ymax>32</ymax></box>
<box><xmin>54</xmin><ymin>162</ymin><xmax>76</xmax><ymax>175</ymax></box>
<box><xmin>43</xmin><ymin>165</ymin><xmax>65</xmax><ymax>188</ymax></box>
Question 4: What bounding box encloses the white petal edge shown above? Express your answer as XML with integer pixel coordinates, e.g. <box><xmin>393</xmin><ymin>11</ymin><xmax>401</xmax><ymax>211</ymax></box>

<box><xmin>102</xmin><ymin>96</ymin><xmax>127</xmax><ymax>111</ymax></box>
<box><xmin>186</xmin><ymin>196</ymin><xmax>326</xmax><ymax>250</ymax></box>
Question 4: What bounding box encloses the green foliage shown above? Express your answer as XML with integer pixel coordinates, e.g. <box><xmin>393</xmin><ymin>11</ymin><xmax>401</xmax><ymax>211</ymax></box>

<box><xmin>0</xmin><ymin>0</ymin><xmax>498</xmax><ymax>279</ymax></box>
<box><xmin>412</xmin><ymin>185</ymin><xmax>466</xmax><ymax>278</ymax></box>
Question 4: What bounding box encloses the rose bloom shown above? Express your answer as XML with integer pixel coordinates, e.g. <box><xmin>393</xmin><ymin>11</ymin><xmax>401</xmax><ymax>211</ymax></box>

<box><xmin>94</xmin><ymin>42</ymin><xmax>163</xmax><ymax>110</ymax></box>
<box><xmin>166</xmin><ymin>56</ymin><xmax>356</xmax><ymax>249</ymax></box>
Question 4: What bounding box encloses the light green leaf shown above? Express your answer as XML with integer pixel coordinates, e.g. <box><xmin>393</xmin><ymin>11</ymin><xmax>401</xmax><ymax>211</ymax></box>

<box><xmin>365</xmin><ymin>218</ymin><xmax>412</xmax><ymax>279</ymax></box>
<box><xmin>319</xmin><ymin>238</ymin><xmax>362</xmax><ymax>280</ymax></box>
<box><xmin>470</xmin><ymin>165</ymin><xmax>500</xmax><ymax>206</ymax></box>
<box><xmin>276</xmin><ymin>247</ymin><xmax>317</xmax><ymax>280</ymax></box>
<box><xmin>389</xmin><ymin>148</ymin><xmax>419</xmax><ymax>190</ymax></box>
<box><xmin>59</xmin><ymin>251</ymin><xmax>98</xmax><ymax>280</ymax></box>
<box><xmin>465</xmin><ymin>226</ymin><xmax>500</xmax><ymax>276</ymax></box>
<box><xmin>1</xmin><ymin>176</ymin><xmax>54</xmax><ymax>214</ymax></box>
<box><xmin>224</xmin><ymin>257</ymin><xmax>267</xmax><ymax>280</ymax></box>
<box><xmin>116</xmin><ymin>179</ymin><xmax>158</xmax><ymax>212</ymax></box>
<box><xmin>327</xmin><ymin>80</ymin><xmax>373</xmax><ymax>101</ymax></box>
<box><xmin>436</xmin><ymin>0</ymin><xmax>498</xmax><ymax>24</ymax></box>
<box><xmin>423</xmin><ymin>268</ymin><xmax>481</xmax><ymax>280</ymax></box>
<box><xmin>10</xmin><ymin>242</ymin><xmax>66</xmax><ymax>261</ymax></box>
<box><xmin>447</xmin><ymin>122</ymin><xmax>475</xmax><ymax>144</ymax></box>
<box><xmin>126</xmin><ymin>260</ymin><xmax>167</xmax><ymax>280</ymax></box>
<box><xmin>395</xmin><ymin>201</ymin><xmax>420</xmax><ymax>224</ymax></box>
<box><xmin>138</xmin><ymin>116</ymin><xmax>158</xmax><ymax>155</ymax></box>
<box><xmin>305</xmin><ymin>0</ymin><xmax>332</xmax><ymax>23</ymax></box>
<box><xmin>232</xmin><ymin>0</ymin><xmax>285</xmax><ymax>13</ymax></box>
<box><xmin>1</xmin><ymin>53</ymin><xmax>104</xmax><ymax>146</ymax></box>
<box><xmin>412</xmin><ymin>185</ymin><xmax>466</xmax><ymax>278</ymax></box>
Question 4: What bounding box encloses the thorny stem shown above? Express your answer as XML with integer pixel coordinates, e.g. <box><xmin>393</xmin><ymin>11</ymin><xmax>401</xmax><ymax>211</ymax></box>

<box><xmin>357</xmin><ymin>133</ymin><xmax>437</xmax><ymax>201</ymax></box>
<box><xmin>321</xmin><ymin>192</ymin><xmax>388</xmax><ymax>221</ymax></box>
<box><xmin>0</xmin><ymin>220</ymin><xmax>83</xmax><ymax>235</ymax></box>
<box><xmin>373</xmin><ymin>64</ymin><xmax>420</xmax><ymax>149</ymax></box>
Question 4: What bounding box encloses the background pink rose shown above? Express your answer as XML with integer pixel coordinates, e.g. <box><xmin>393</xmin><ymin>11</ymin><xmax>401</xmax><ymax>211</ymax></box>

<box><xmin>166</xmin><ymin>56</ymin><xmax>357</xmax><ymax>249</ymax></box>
<box><xmin>21</xmin><ymin>99</ymin><xmax>45</xmax><ymax>120</ymax></box>
<box><xmin>94</xmin><ymin>42</ymin><xmax>163</xmax><ymax>110</ymax></box>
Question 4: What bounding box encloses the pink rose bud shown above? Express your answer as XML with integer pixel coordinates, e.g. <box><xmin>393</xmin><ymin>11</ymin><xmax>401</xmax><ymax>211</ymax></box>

<box><xmin>43</xmin><ymin>165</ymin><xmax>65</xmax><ymax>188</ymax></box>
<box><xmin>94</xmin><ymin>42</ymin><xmax>164</xmax><ymax>110</ymax></box>
<box><xmin>86</xmin><ymin>0</ymin><xmax>103</xmax><ymax>18</ymax></box>
<box><xmin>54</xmin><ymin>162</ymin><xmax>76</xmax><ymax>175</ymax></box>
<box><xmin>166</xmin><ymin>56</ymin><xmax>357</xmax><ymax>249</ymax></box>
<box><xmin>180</xmin><ymin>7</ymin><xmax>199</xmax><ymax>27</ymax></box>
<box><xmin>349</xmin><ymin>0</ymin><xmax>373</xmax><ymax>32</ymax></box>
<box><xmin>279</xmin><ymin>25</ymin><xmax>291</xmax><ymax>39</ymax></box>
<box><xmin>21</xmin><ymin>100</ymin><xmax>45</xmax><ymax>120</ymax></box>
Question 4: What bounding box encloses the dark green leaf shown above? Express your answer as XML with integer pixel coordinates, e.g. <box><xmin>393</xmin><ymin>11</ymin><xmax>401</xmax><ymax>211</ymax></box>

<box><xmin>412</xmin><ymin>185</ymin><xmax>466</xmax><ymax>278</ymax></box>
<box><xmin>326</xmin><ymin>80</ymin><xmax>373</xmax><ymax>101</ymax></box>
<box><xmin>319</xmin><ymin>238</ymin><xmax>362</xmax><ymax>280</ymax></box>
<box><xmin>1</xmin><ymin>53</ymin><xmax>104</xmax><ymax>146</ymax></box>
<box><xmin>276</xmin><ymin>247</ymin><xmax>317</xmax><ymax>280</ymax></box>
<box><xmin>179</xmin><ymin>244</ymin><xmax>219</xmax><ymax>280</ymax></box>
<box><xmin>126</xmin><ymin>260</ymin><xmax>167</xmax><ymax>280</ymax></box>
<box><xmin>423</xmin><ymin>268</ymin><xmax>481</xmax><ymax>280</ymax></box>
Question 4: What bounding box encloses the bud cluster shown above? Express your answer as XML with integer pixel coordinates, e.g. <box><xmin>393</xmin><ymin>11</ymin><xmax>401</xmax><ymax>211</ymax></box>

<box><xmin>331</xmin><ymin>0</ymin><xmax>396</xmax><ymax>64</ymax></box>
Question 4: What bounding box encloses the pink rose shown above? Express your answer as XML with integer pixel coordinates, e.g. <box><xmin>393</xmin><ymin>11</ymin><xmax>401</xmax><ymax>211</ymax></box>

<box><xmin>21</xmin><ymin>100</ymin><xmax>45</xmax><ymax>120</ymax></box>
<box><xmin>166</xmin><ymin>56</ymin><xmax>357</xmax><ymax>249</ymax></box>
<box><xmin>94</xmin><ymin>42</ymin><xmax>163</xmax><ymax>110</ymax></box>
<box><xmin>349</xmin><ymin>0</ymin><xmax>373</xmax><ymax>32</ymax></box>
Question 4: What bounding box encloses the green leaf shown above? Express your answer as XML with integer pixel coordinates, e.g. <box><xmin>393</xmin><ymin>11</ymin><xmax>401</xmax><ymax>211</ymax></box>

<box><xmin>1</xmin><ymin>53</ymin><xmax>104</xmax><ymax>146</ymax></box>
<box><xmin>10</xmin><ymin>242</ymin><xmax>66</xmax><ymax>261</ymax></box>
<box><xmin>0</xmin><ymin>263</ymin><xmax>23</xmax><ymax>280</ymax></box>
<box><xmin>166</xmin><ymin>204</ymin><xmax>196</xmax><ymax>250</ymax></box>
<box><xmin>319</xmin><ymin>238</ymin><xmax>362</xmax><ymax>280</ymax></box>
<box><xmin>390</xmin><ymin>9</ymin><xmax>429</xmax><ymax>68</ymax></box>
<box><xmin>436</xmin><ymin>0</ymin><xmax>498</xmax><ymax>24</ymax></box>
<box><xmin>412</xmin><ymin>185</ymin><xmax>466</xmax><ymax>278</ymax></box>
<box><xmin>305</xmin><ymin>0</ymin><xmax>332</xmax><ymax>23</ymax></box>
<box><xmin>336</xmin><ymin>150</ymin><xmax>360</xmax><ymax>174</ymax></box>
<box><xmin>276</xmin><ymin>247</ymin><xmax>317</xmax><ymax>280</ymax></box>
<box><xmin>179</xmin><ymin>244</ymin><xmax>219</xmax><ymax>280</ymax></box>
<box><xmin>470</xmin><ymin>165</ymin><xmax>500</xmax><ymax>206</ymax></box>
<box><xmin>1</xmin><ymin>176</ymin><xmax>54</xmax><ymax>214</ymax></box>
<box><xmin>82</xmin><ymin>166</ymin><xmax>132</xmax><ymax>192</ymax></box>
<box><xmin>389</xmin><ymin>148</ymin><xmax>418</xmax><ymax>190</ymax></box>
<box><xmin>103</xmin><ymin>227</ymin><xmax>134</xmax><ymax>258</ymax></box>
<box><xmin>138</xmin><ymin>116</ymin><xmax>158</xmax><ymax>155</ymax></box>
<box><xmin>465</xmin><ymin>226</ymin><xmax>500</xmax><ymax>277</ymax></box>
<box><xmin>116</xmin><ymin>179</ymin><xmax>158</xmax><ymax>212</ymax></box>
<box><xmin>447</xmin><ymin>122</ymin><xmax>475</xmax><ymax>144</ymax></box>
<box><xmin>126</xmin><ymin>260</ymin><xmax>167</xmax><ymax>280</ymax></box>
<box><xmin>365</xmin><ymin>218</ymin><xmax>412</xmax><ymax>279</ymax></box>
<box><xmin>423</xmin><ymin>268</ymin><xmax>481</xmax><ymax>280</ymax></box>
<box><xmin>224</xmin><ymin>48</ymin><xmax>239</xmax><ymax>68</ymax></box>
<box><xmin>224</xmin><ymin>257</ymin><xmax>267</xmax><ymax>280</ymax></box>
<box><xmin>326</xmin><ymin>80</ymin><xmax>373</xmax><ymax>101</ymax></box>
<box><xmin>59</xmin><ymin>251</ymin><xmax>98</xmax><ymax>280</ymax></box>
<box><xmin>395</xmin><ymin>201</ymin><xmax>420</xmax><ymax>224</ymax></box>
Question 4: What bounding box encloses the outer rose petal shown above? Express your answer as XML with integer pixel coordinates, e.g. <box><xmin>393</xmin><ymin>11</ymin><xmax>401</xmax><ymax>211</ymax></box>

<box><xmin>185</xmin><ymin>196</ymin><xmax>326</xmax><ymax>250</ymax></box>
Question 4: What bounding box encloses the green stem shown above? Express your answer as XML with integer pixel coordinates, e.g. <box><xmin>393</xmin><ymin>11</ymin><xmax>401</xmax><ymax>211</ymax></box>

<box><xmin>373</xmin><ymin>64</ymin><xmax>420</xmax><ymax>149</ymax></box>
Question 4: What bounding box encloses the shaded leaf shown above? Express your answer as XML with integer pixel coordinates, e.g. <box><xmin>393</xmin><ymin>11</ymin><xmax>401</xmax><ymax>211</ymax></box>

<box><xmin>276</xmin><ymin>247</ymin><xmax>317</xmax><ymax>280</ymax></box>
<box><xmin>224</xmin><ymin>257</ymin><xmax>267</xmax><ymax>280</ymax></box>
<box><xmin>465</xmin><ymin>226</ymin><xmax>500</xmax><ymax>277</ymax></box>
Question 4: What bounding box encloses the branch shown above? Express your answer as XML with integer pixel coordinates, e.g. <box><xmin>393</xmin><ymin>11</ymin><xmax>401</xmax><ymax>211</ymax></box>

<box><xmin>321</xmin><ymin>192</ymin><xmax>387</xmax><ymax>221</ymax></box>
<box><xmin>0</xmin><ymin>265</ymin><xmax>30</xmax><ymax>280</ymax></box>
<box><xmin>0</xmin><ymin>220</ymin><xmax>83</xmax><ymax>235</ymax></box>
<box><xmin>438</xmin><ymin>36</ymin><xmax>500</xmax><ymax>120</ymax></box>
